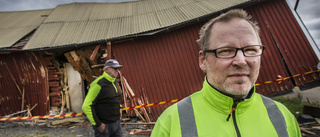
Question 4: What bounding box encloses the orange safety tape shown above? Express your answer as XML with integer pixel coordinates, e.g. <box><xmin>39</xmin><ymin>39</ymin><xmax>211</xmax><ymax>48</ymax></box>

<box><xmin>0</xmin><ymin>99</ymin><xmax>182</xmax><ymax>121</ymax></box>
<box><xmin>0</xmin><ymin>113</ymin><xmax>85</xmax><ymax>121</ymax></box>
<box><xmin>1</xmin><ymin>69</ymin><xmax>318</xmax><ymax>121</ymax></box>
<box><xmin>255</xmin><ymin>70</ymin><xmax>319</xmax><ymax>86</ymax></box>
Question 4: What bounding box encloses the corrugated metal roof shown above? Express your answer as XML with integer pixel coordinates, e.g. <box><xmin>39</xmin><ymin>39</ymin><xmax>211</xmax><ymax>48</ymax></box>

<box><xmin>0</xmin><ymin>9</ymin><xmax>53</xmax><ymax>48</ymax></box>
<box><xmin>24</xmin><ymin>0</ymin><xmax>252</xmax><ymax>50</ymax></box>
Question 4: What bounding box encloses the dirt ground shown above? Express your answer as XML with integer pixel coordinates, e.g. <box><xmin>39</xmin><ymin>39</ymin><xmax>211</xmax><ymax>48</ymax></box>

<box><xmin>0</xmin><ymin>117</ymin><xmax>151</xmax><ymax>137</ymax></box>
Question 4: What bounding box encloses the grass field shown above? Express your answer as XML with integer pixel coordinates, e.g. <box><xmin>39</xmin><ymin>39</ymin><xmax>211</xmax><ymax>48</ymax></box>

<box><xmin>273</xmin><ymin>93</ymin><xmax>320</xmax><ymax>118</ymax></box>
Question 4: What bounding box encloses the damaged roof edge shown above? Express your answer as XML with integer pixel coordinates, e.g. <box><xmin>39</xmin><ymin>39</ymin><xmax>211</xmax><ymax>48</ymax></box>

<box><xmin>0</xmin><ymin>0</ymin><xmax>259</xmax><ymax>52</ymax></box>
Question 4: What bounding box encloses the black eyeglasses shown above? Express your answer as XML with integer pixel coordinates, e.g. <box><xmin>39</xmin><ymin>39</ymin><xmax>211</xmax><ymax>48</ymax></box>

<box><xmin>203</xmin><ymin>45</ymin><xmax>265</xmax><ymax>59</ymax></box>
<box><xmin>111</xmin><ymin>67</ymin><xmax>120</xmax><ymax>71</ymax></box>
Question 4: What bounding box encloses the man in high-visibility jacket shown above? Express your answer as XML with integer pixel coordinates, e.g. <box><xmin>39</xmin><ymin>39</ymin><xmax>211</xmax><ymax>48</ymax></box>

<box><xmin>151</xmin><ymin>9</ymin><xmax>301</xmax><ymax>137</ymax></box>
<box><xmin>82</xmin><ymin>59</ymin><xmax>123</xmax><ymax>137</ymax></box>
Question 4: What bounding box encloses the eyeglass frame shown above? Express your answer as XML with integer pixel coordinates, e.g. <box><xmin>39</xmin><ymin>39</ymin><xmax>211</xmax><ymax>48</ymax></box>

<box><xmin>111</xmin><ymin>67</ymin><xmax>121</xmax><ymax>71</ymax></box>
<box><xmin>203</xmin><ymin>45</ymin><xmax>265</xmax><ymax>59</ymax></box>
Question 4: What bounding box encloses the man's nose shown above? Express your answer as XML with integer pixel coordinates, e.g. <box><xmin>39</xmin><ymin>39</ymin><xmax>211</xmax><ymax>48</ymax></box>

<box><xmin>232</xmin><ymin>50</ymin><xmax>247</xmax><ymax>67</ymax></box>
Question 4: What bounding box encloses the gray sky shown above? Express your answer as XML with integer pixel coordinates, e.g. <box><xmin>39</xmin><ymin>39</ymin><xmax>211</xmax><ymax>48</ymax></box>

<box><xmin>0</xmin><ymin>0</ymin><xmax>319</xmax><ymax>49</ymax></box>
<box><xmin>287</xmin><ymin>0</ymin><xmax>320</xmax><ymax>50</ymax></box>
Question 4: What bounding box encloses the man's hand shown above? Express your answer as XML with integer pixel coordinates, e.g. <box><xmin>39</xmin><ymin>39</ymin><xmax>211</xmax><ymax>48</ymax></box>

<box><xmin>97</xmin><ymin>123</ymin><xmax>105</xmax><ymax>133</ymax></box>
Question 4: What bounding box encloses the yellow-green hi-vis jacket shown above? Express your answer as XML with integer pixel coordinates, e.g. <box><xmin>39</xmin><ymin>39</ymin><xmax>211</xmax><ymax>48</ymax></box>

<box><xmin>151</xmin><ymin>78</ymin><xmax>301</xmax><ymax>137</ymax></box>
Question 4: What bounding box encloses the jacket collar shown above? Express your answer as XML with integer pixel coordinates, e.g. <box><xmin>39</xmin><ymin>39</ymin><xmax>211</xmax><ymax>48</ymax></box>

<box><xmin>103</xmin><ymin>71</ymin><xmax>116</xmax><ymax>82</ymax></box>
<box><xmin>200</xmin><ymin>77</ymin><xmax>256</xmax><ymax>114</ymax></box>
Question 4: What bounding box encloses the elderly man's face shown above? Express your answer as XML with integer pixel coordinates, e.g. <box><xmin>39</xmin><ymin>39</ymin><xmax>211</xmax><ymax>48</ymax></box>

<box><xmin>199</xmin><ymin>18</ymin><xmax>261</xmax><ymax>99</ymax></box>
<box><xmin>105</xmin><ymin>67</ymin><xmax>120</xmax><ymax>78</ymax></box>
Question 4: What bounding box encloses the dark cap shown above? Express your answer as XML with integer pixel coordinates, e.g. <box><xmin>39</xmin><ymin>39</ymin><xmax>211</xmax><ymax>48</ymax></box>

<box><xmin>104</xmin><ymin>59</ymin><xmax>123</xmax><ymax>69</ymax></box>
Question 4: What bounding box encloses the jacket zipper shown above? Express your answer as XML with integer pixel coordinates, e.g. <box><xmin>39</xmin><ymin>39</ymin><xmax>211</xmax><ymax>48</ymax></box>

<box><xmin>226</xmin><ymin>99</ymin><xmax>243</xmax><ymax>137</ymax></box>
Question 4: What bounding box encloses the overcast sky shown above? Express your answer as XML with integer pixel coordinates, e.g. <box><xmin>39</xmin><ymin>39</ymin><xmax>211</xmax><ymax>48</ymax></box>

<box><xmin>0</xmin><ymin>0</ymin><xmax>319</xmax><ymax>49</ymax></box>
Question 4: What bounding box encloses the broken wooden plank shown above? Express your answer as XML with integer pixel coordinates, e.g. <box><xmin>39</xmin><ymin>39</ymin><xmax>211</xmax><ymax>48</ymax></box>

<box><xmin>49</xmin><ymin>82</ymin><xmax>60</xmax><ymax>87</ymax></box>
<box><xmin>49</xmin><ymin>91</ymin><xmax>61</xmax><ymax>97</ymax></box>
<box><xmin>48</xmin><ymin>69</ymin><xmax>57</xmax><ymax>72</ymax></box>
<box><xmin>63</xmin><ymin>64</ymin><xmax>70</xmax><ymax>112</ymax></box>
<box><xmin>64</xmin><ymin>52</ymin><xmax>80</xmax><ymax>71</ymax></box>
<box><xmin>50</xmin><ymin>87</ymin><xmax>61</xmax><ymax>92</ymax></box>
<box><xmin>70</xmin><ymin>51</ymin><xmax>80</xmax><ymax>62</ymax></box>
<box><xmin>90</xmin><ymin>45</ymin><xmax>101</xmax><ymax>60</ymax></box>
<box><xmin>49</xmin><ymin>72</ymin><xmax>63</xmax><ymax>75</ymax></box>
<box><xmin>101</xmin><ymin>42</ymin><xmax>112</xmax><ymax>61</ymax></box>
<box><xmin>129</xmin><ymin>129</ymin><xmax>152</xmax><ymax>135</ymax></box>
<box><xmin>123</xmin><ymin>77</ymin><xmax>135</xmax><ymax>97</ymax></box>
<box><xmin>51</xmin><ymin>102</ymin><xmax>60</xmax><ymax>106</ymax></box>
<box><xmin>77</xmin><ymin>50</ymin><xmax>95</xmax><ymax>82</ymax></box>
<box><xmin>91</xmin><ymin>64</ymin><xmax>104</xmax><ymax>68</ymax></box>
<box><xmin>300</xmin><ymin>127</ymin><xmax>317</xmax><ymax>135</ymax></box>
<box><xmin>52</xmin><ymin>117</ymin><xmax>85</xmax><ymax>126</ymax></box>
<box><xmin>65</xmin><ymin>50</ymin><xmax>95</xmax><ymax>82</ymax></box>
<box><xmin>121</xmin><ymin>122</ymin><xmax>155</xmax><ymax>125</ymax></box>
<box><xmin>21</xmin><ymin>87</ymin><xmax>25</xmax><ymax>111</ymax></box>
<box><xmin>299</xmin><ymin>121</ymin><xmax>318</xmax><ymax>126</ymax></box>
<box><xmin>48</xmin><ymin>77</ymin><xmax>59</xmax><ymax>81</ymax></box>
<box><xmin>50</xmin><ymin>97</ymin><xmax>62</xmax><ymax>102</ymax></box>
<box><xmin>137</xmin><ymin>98</ymin><xmax>151</xmax><ymax>122</ymax></box>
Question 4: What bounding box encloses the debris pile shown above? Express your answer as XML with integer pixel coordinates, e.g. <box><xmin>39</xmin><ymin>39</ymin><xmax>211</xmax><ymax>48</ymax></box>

<box><xmin>119</xmin><ymin>72</ymin><xmax>156</xmax><ymax>123</ymax></box>
<box><xmin>298</xmin><ymin>105</ymin><xmax>320</xmax><ymax>137</ymax></box>
<box><xmin>299</xmin><ymin>119</ymin><xmax>320</xmax><ymax>137</ymax></box>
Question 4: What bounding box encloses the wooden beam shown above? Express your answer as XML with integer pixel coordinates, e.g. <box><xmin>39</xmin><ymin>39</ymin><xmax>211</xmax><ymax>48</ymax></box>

<box><xmin>90</xmin><ymin>45</ymin><xmax>101</xmax><ymax>60</ymax></box>
<box><xmin>121</xmin><ymin>122</ymin><xmax>155</xmax><ymax>125</ymax></box>
<box><xmin>49</xmin><ymin>91</ymin><xmax>61</xmax><ymax>97</ymax></box>
<box><xmin>70</xmin><ymin>51</ymin><xmax>80</xmax><ymax>62</ymax></box>
<box><xmin>64</xmin><ymin>52</ymin><xmax>79</xmax><ymax>71</ymax></box>
<box><xmin>101</xmin><ymin>42</ymin><xmax>112</xmax><ymax>62</ymax></box>
<box><xmin>91</xmin><ymin>64</ymin><xmax>104</xmax><ymax>68</ymax></box>
<box><xmin>50</xmin><ymin>72</ymin><xmax>63</xmax><ymax>75</ymax></box>
<box><xmin>50</xmin><ymin>87</ymin><xmax>61</xmax><ymax>92</ymax></box>
<box><xmin>21</xmin><ymin>87</ymin><xmax>25</xmax><ymax>111</ymax></box>
<box><xmin>63</xmin><ymin>64</ymin><xmax>70</xmax><ymax>112</ymax></box>
<box><xmin>64</xmin><ymin>50</ymin><xmax>95</xmax><ymax>82</ymax></box>
<box><xmin>78</xmin><ymin>50</ymin><xmax>95</xmax><ymax>82</ymax></box>
<box><xmin>49</xmin><ymin>82</ymin><xmax>60</xmax><ymax>87</ymax></box>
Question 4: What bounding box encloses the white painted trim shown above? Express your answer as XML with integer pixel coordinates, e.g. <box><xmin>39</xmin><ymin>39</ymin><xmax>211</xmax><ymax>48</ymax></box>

<box><xmin>285</xmin><ymin>0</ymin><xmax>320</xmax><ymax>60</ymax></box>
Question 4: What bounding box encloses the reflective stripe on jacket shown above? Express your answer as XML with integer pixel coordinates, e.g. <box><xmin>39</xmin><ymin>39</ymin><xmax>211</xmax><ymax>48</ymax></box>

<box><xmin>150</xmin><ymin>78</ymin><xmax>301</xmax><ymax>137</ymax></box>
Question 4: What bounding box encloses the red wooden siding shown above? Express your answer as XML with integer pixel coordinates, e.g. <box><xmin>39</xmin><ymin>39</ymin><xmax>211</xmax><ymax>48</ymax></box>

<box><xmin>113</xmin><ymin>24</ymin><xmax>204</xmax><ymax>119</ymax></box>
<box><xmin>247</xmin><ymin>0</ymin><xmax>320</xmax><ymax>95</ymax></box>
<box><xmin>0</xmin><ymin>52</ymin><xmax>50</xmax><ymax>116</ymax></box>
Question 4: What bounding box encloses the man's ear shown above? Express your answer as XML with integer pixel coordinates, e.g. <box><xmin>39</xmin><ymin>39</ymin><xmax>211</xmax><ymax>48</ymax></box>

<box><xmin>199</xmin><ymin>50</ymin><xmax>206</xmax><ymax>72</ymax></box>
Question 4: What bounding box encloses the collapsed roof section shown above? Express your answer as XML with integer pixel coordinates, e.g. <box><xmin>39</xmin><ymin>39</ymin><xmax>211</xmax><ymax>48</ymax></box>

<box><xmin>0</xmin><ymin>9</ymin><xmax>53</xmax><ymax>49</ymax></box>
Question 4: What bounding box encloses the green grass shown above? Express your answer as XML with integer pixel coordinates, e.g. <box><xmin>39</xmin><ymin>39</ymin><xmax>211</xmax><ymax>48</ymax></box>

<box><xmin>273</xmin><ymin>93</ymin><xmax>320</xmax><ymax>118</ymax></box>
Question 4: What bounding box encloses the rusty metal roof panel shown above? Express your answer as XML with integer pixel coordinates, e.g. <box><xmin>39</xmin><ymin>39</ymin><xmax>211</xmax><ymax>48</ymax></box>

<box><xmin>24</xmin><ymin>0</ymin><xmax>252</xmax><ymax>50</ymax></box>
<box><xmin>0</xmin><ymin>9</ymin><xmax>52</xmax><ymax>48</ymax></box>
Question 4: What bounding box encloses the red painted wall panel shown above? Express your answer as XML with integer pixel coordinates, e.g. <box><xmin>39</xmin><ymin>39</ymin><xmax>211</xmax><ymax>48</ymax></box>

<box><xmin>0</xmin><ymin>52</ymin><xmax>50</xmax><ymax>116</ymax></box>
<box><xmin>247</xmin><ymin>0</ymin><xmax>320</xmax><ymax>95</ymax></box>
<box><xmin>113</xmin><ymin>24</ymin><xmax>204</xmax><ymax>119</ymax></box>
